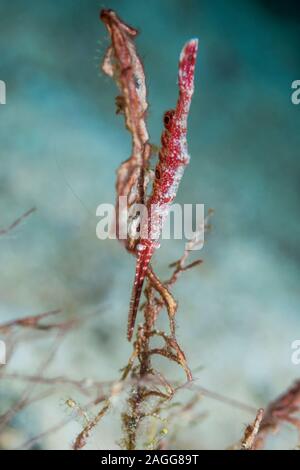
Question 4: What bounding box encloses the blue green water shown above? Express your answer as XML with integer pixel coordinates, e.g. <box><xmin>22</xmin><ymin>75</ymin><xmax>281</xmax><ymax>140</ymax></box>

<box><xmin>0</xmin><ymin>0</ymin><xmax>299</xmax><ymax>449</ymax></box>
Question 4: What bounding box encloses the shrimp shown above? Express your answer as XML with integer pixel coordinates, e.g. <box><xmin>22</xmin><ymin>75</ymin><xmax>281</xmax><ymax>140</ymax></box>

<box><xmin>127</xmin><ymin>39</ymin><xmax>198</xmax><ymax>340</ymax></box>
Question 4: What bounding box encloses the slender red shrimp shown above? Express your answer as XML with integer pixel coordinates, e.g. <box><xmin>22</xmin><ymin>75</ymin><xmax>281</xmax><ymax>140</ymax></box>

<box><xmin>127</xmin><ymin>39</ymin><xmax>198</xmax><ymax>341</ymax></box>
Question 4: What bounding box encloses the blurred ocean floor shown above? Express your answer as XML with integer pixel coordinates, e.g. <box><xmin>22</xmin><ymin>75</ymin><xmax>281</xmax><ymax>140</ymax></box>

<box><xmin>0</xmin><ymin>0</ymin><xmax>300</xmax><ymax>449</ymax></box>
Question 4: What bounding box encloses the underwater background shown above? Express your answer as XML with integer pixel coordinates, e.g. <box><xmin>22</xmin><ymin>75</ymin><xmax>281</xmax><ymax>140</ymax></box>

<box><xmin>0</xmin><ymin>0</ymin><xmax>299</xmax><ymax>449</ymax></box>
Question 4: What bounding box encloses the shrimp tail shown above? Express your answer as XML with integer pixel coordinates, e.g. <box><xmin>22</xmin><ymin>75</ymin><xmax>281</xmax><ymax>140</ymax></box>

<box><xmin>127</xmin><ymin>244</ymin><xmax>154</xmax><ymax>341</ymax></box>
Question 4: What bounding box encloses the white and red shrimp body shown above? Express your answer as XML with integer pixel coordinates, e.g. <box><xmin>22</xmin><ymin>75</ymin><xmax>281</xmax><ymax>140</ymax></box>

<box><xmin>127</xmin><ymin>39</ymin><xmax>198</xmax><ymax>340</ymax></box>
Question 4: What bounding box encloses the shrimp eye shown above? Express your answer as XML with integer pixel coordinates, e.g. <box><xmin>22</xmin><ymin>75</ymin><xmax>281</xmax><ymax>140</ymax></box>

<box><xmin>155</xmin><ymin>169</ymin><xmax>161</xmax><ymax>180</ymax></box>
<box><xmin>163</xmin><ymin>110</ymin><xmax>175</xmax><ymax>129</ymax></box>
